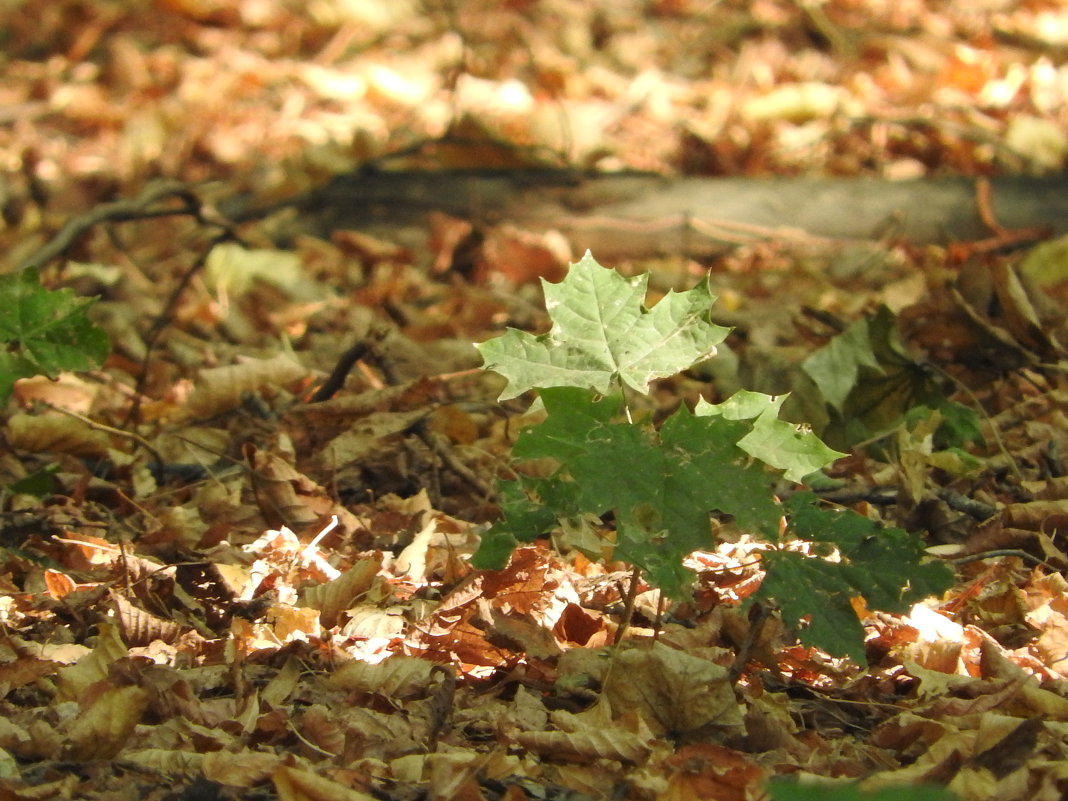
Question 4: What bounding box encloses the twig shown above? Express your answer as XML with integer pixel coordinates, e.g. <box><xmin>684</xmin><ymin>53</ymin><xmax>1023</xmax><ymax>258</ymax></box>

<box><xmin>14</xmin><ymin>180</ymin><xmax>243</xmax><ymax>428</ymax></box>
<box><xmin>125</xmin><ymin>242</ymin><xmax>225</xmax><ymax>427</ymax></box>
<box><xmin>950</xmin><ymin>549</ymin><xmax>1054</xmax><ymax>569</ymax></box>
<box><xmin>40</xmin><ymin>401</ymin><xmax>164</xmax><ymax>467</ymax></box>
<box><xmin>308</xmin><ymin>325</ymin><xmax>390</xmax><ymax>403</ymax></box>
<box><xmin>611</xmin><ymin>564</ymin><xmax>643</xmax><ymax>646</ymax></box>
<box><xmin>127</xmin><ymin>195</ymin><xmax>248</xmax><ymax>425</ymax></box>
<box><xmin>808</xmin><ymin>485</ymin><xmax>900</xmax><ymax>506</ymax></box>
<box><xmin>19</xmin><ymin>180</ymin><xmax>223</xmax><ymax>271</ymax></box>
<box><xmin>413</xmin><ymin>420</ymin><xmax>496</xmax><ymax>500</ymax></box>
<box><xmin>728</xmin><ymin>600</ymin><xmax>773</xmax><ymax>684</ymax></box>
<box><xmin>936</xmin><ymin>488</ymin><xmax>997</xmax><ymax>521</ymax></box>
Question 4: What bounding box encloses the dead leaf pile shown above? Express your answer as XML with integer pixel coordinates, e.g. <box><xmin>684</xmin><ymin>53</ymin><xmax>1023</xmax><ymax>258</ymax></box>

<box><xmin>3</xmin><ymin>2</ymin><xmax>1068</xmax><ymax>800</ymax></box>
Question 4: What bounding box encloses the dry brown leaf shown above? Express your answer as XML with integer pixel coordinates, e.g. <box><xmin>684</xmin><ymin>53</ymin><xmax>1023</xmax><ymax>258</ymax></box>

<box><xmin>54</xmin><ymin>622</ymin><xmax>129</xmax><ymax>702</ymax></box>
<box><xmin>300</xmin><ymin>557</ymin><xmax>382</xmax><ymax>629</ymax></box>
<box><xmin>0</xmin><ymin>718</ymin><xmax>30</xmax><ymax>754</ymax></box>
<box><xmin>296</xmin><ymin>705</ymin><xmax>346</xmax><ymax>758</ymax></box>
<box><xmin>112</xmin><ymin>591</ymin><xmax>184</xmax><ymax>646</ymax></box>
<box><xmin>262</xmin><ymin>656</ymin><xmax>302</xmax><ymax>709</ymax></box>
<box><xmin>5</xmin><ymin>412</ymin><xmax>112</xmax><ymax>458</ymax></box>
<box><xmin>186</xmin><ymin>353</ymin><xmax>311</xmax><ymax>418</ymax></box>
<box><xmin>272</xmin><ymin>764</ymin><xmax>379</xmax><ymax>801</ymax></box>
<box><xmin>514</xmin><ymin>725</ymin><xmax>654</xmax><ymax>764</ymax></box>
<box><xmin>330</xmin><ymin>654</ymin><xmax>436</xmax><ymax>700</ymax></box>
<box><xmin>336</xmin><ymin>706</ymin><xmax>423</xmax><ymax>760</ymax></box>
<box><xmin>12</xmin><ymin>374</ymin><xmax>99</xmax><ymax>413</ymax></box>
<box><xmin>601</xmin><ymin>642</ymin><xmax>743</xmax><ymax>738</ymax></box>
<box><xmin>1004</xmin><ymin>499</ymin><xmax>1068</xmax><ymax>532</ymax></box>
<box><xmin>42</xmin><ymin>568</ymin><xmax>77</xmax><ymax>601</ymax></box>
<box><xmin>201</xmin><ymin>749</ymin><xmax>283</xmax><ymax>788</ymax></box>
<box><xmin>119</xmin><ymin>748</ymin><xmax>205</xmax><ymax>775</ymax></box>
<box><xmin>659</xmin><ymin>742</ymin><xmax>766</xmax><ymax>801</ymax></box>
<box><xmin>63</xmin><ymin>684</ymin><xmax>150</xmax><ymax>761</ymax></box>
<box><xmin>265</xmin><ymin>603</ymin><xmax>322</xmax><ymax>644</ymax></box>
<box><xmin>312</xmin><ymin>408</ymin><xmax>426</xmax><ymax>471</ymax></box>
<box><xmin>970</xmin><ymin>715</ymin><xmax>1042</xmax><ymax>779</ymax></box>
<box><xmin>338</xmin><ymin>606</ymin><xmax>406</xmax><ymax>643</ymax></box>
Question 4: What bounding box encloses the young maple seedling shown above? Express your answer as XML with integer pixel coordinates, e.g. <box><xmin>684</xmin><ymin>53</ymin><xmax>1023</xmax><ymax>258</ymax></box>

<box><xmin>0</xmin><ymin>267</ymin><xmax>110</xmax><ymax>407</ymax></box>
<box><xmin>474</xmin><ymin>251</ymin><xmax>952</xmax><ymax>663</ymax></box>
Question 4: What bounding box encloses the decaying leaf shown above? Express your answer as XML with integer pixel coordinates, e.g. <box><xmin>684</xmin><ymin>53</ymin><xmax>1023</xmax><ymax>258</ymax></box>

<box><xmin>601</xmin><ymin>642</ymin><xmax>743</xmax><ymax>739</ymax></box>
<box><xmin>63</xmin><ymin>684</ymin><xmax>150</xmax><ymax>761</ymax></box>
<box><xmin>185</xmin><ymin>353</ymin><xmax>311</xmax><ymax>418</ymax></box>
<box><xmin>301</xmin><ymin>557</ymin><xmax>382</xmax><ymax>629</ymax></box>
<box><xmin>5</xmin><ymin>411</ymin><xmax>112</xmax><ymax>458</ymax></box>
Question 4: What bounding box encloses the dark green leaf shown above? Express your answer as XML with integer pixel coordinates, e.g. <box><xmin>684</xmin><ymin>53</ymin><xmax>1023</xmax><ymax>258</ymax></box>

<box><xmin>0</xmin><ymin>268</ymin><xmax>109</xmax><ymax>405</ymax></box>
<box><xmin>767</xmin><ymin>778</ymin><xmax>957</xmax><ymax>801</ymax></box>
<box><xmin>755</xmin><ymin>495</ymin><xmax>954</xmax><ymax>661</ymax></box>
<box><xmin>758</xmin><ymin>550</ymin><xmax>869</xmax><ymax>663</ymax></box>
<box><xmin>7</xmin><ymin>464</ymin><xmax>59</xmax><ymax>497</ymax></box>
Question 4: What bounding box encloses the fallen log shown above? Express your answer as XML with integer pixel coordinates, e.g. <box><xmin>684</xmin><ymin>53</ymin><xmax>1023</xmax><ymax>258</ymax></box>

<box><xmin>254</xmin><ymin>169</ymin><xmax>1068</xmax><ymax>258</ymax></box>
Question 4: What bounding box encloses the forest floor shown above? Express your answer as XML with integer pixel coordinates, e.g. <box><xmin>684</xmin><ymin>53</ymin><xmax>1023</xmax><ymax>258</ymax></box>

<box><xmin>2</xmin><ymin>2</ymin><xmax>1068</xmax><ymax>800</ymax></box>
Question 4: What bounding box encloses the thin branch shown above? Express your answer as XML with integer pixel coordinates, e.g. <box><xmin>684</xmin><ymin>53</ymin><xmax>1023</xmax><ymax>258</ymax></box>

<box><xmin>950</xmin><ymin>549</ymin><xmax>1054</xmax><ymax>569</ymax></box>
<box><xmin>40</xmin><ymin>401</ymin><xmax>164</xmax><ymax>467</ymax></box>
<box><xmin>19</xmin><ymin>180</ymin><xmax>224</xmax><ymax>272</ymax></box>
<box><xmin>611</xmin><ymin>564</ymin><xmax>643</xmax><ymax>646</ymax></box>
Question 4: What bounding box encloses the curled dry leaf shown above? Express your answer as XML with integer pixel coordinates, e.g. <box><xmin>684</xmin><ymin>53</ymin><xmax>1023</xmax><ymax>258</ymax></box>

<box><xmin>5</xmin><ymin>411</ymin><xmax>112</xmax><ymax>458</ymax></box>
<box><xmin>63</xmin><ymin>684</ymin><xmax>150</xmax><ymax>761</ymax></box>
<box><xmin>301</xmin><ymin>557</ymin><xmax>382</xmax><ymax>629</ymax></box>
<box><xmin>330</xmin><ymin>654</ymin><xmax>437</xmax><ymax>701</ymax></box>
<box><xmin>601</xmin><ymin>642</ymin><xmax>743</xmax><ymax>739</ymax></box>
<box><xmin>185</xmin><ymin>353</ymin><xmax>311</xmax><ymax>418</ymax></box>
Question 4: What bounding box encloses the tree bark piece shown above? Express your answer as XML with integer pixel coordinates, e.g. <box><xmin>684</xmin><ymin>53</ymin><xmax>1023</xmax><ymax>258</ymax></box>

<box><xmin>274</xmin><ymin>169</ymin><xmax>1068</xmax><ymax>258</ymax></box>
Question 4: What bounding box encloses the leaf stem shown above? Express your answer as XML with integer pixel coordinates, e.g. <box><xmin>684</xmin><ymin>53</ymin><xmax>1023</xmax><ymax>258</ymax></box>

<box><xmin>612</xmin><ymin>564</ymin><xmax>643</xmax><ymax>646</ymax></box>
<box><xmin>618</xmin><ymin>377</ymin><xmax>634</xmax><ymax>424</ymax></box>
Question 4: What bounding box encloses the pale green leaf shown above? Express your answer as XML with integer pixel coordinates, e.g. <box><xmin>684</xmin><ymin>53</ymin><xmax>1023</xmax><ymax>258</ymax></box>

<box><xmin>476</xmin><ymin>251</ymin><xmax>730</xmax><ymax>400</ymax></box>
<box><xmin>801</xmin><ymin>316</ymin><xmax>881</xmax><ymax>411</ymax></box>
<box><xmin>696</xmin><ymin>391</ymin><xmax>845</xmax><ymax>482</ymax></box>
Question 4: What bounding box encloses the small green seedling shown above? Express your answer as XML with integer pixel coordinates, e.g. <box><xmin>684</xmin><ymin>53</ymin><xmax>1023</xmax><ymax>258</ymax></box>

<box><xmin>474</xmin><ymin>251</ymin><xmax>952</xmax><ymax>662</ymax></box>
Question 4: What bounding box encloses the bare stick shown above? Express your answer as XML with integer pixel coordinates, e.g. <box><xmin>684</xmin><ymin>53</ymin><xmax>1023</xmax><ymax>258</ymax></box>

<box><xmin>19</xmin><ymin>180</ymin><xmax>224</xmax><ymax>271</ymax></box>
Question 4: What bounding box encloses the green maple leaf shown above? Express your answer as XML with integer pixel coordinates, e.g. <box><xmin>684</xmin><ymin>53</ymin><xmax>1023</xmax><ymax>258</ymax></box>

<box><xmin>0</xmin><ymin>268</ymin><xmax>109</xmax><ymax>405</ymax></box>
<box><xmin>755</xmin><ymin>493</ymin><xmax>953</xmax><ymax>663</ymax></box>
<box><xmin>696</xmin><ymin>390</ymin><xmax>845</xmax><ymax>483</ymax></box>
<box><xmin>494</xmin><ymin>387</ymin><xmax>783</xmax><ymax>596</ymax></box>
<box><xmin>476</xmin><ymin>251</ymin><xmax>730</xmax><ymax>400</ymax></box>
<box><xmin>800</xmin><ymin>312</ymin><xmax>882</xmax><ymax>412</ymax></box>
<box><xmin>802</xmin><ymin>306</ymin><xmax>948</xmax><ymax>447</ymax></box>
<box><xmin>474</xmin><ymin>253</ymin><xmax>947</xmax><ymax>662</ymax></box>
